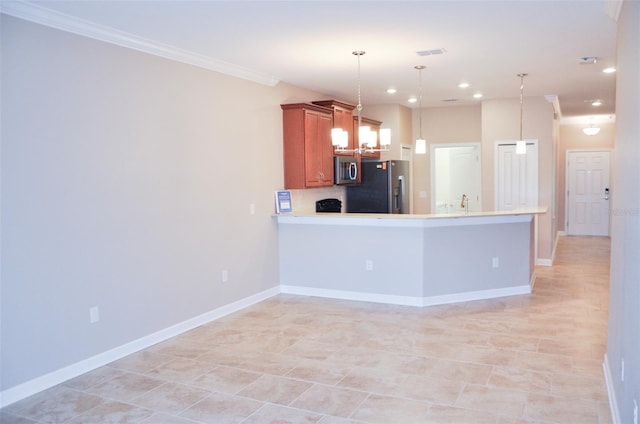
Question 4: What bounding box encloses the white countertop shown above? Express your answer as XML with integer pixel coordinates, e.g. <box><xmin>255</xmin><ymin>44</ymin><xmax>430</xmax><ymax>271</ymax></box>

<box><xmin>275</xmin><ymin>207</ymin><xmax>548</xmax><ymax>228</ymax></box>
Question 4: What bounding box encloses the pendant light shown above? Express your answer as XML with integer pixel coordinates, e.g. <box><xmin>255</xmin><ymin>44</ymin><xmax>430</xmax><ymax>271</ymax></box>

<box><xmin>415</xmin><ymin>65</ymin><xmax>427</xmax><ymax>155</ymax></box>
<box><xmin>332</xmin><ymin>50</ymin><xmax>391</xmax><ymax>154</ymax></box>
<box><xmin>516</xmin><ymin>73</ymin><xmax>528</xmax><ymax>155</ymax></box>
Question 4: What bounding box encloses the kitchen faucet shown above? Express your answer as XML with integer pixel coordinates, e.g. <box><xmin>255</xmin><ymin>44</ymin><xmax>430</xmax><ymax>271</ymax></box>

<box><xmin>461</xmin><ymin>194</ymin><xmax>468</xmax><ymax>215</ymax></box>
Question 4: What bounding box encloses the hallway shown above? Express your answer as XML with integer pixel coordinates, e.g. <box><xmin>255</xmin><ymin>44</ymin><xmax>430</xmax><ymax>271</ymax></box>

<box><xmin>1</xmin><ymin>236</ymin><xmax>612</xmax><ymax>423</ymax></box>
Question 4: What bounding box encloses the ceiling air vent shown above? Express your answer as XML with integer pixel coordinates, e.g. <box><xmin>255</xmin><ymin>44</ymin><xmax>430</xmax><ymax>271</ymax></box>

<box><xmin>442</xmin><ymin>98</ymin><xmax>458</xmax><ymax>102</ymax></box>
<box><xmin>417</xmin><ymin>48</ymin><xmax>447</xmax><ymax>56</ymax></box>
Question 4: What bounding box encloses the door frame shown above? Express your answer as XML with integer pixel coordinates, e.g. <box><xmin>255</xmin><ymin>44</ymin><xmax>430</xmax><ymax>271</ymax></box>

<box><xmin>429</xmin><ymin>142</ymin><xmax>482</xmax><ymax>214</ymax></box>
<box><xmin>565</xmin><ymin>149</ymin><xmax>612</xmax><ymax>236</ymax></box>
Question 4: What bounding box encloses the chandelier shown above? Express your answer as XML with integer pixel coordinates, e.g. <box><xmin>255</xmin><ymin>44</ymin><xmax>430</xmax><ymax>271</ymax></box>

<box><xmin>332</xmin><ymin>51</ymin><xmax>391</xmax><ymax>154</ymax></box>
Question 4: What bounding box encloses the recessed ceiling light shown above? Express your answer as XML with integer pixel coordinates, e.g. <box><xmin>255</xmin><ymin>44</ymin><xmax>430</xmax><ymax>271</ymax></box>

<box><xmin>473</xmin><ymin>93</ymin><xmax>483</xmax><ymax>99</ymax></box>
<box><xmin>386</xmin><ymin>88</ymin><xmax>397</xmax><ymax>94</ymax></box>
<box><xmin>408</xmin><ymin>97</ymin><xmax>417</xmax><ymax>103</ymax></box>
<box><xmin>603</xmin><ymin>67</ymin><xmax>616</xmax><ymax>74</ymax></box>
<box><xmin>458</xmin><ymin>82</ymin><xmax>470</xmax><ymax>89</ymax></box>
<box><xmin>592</xmin><ymin>100</ymin><xmax>602</xmax><ymax>106</ymax></box>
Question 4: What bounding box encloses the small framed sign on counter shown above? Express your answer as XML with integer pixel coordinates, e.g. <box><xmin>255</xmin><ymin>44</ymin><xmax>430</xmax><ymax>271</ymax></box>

<box><xmin>275</xmin><ymin>190</ymin><xmax>293</xmax><ymax>214</ymax></box>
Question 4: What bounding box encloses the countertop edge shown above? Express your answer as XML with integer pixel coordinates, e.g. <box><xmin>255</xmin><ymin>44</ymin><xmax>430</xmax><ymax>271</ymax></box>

<box><xmin>275</xmin><ymin>207</ymin><xmax>548</xmax><ymax>227</ymax></box>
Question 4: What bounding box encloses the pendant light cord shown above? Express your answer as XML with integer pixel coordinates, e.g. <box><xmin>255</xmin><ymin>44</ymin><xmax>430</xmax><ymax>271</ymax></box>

<box><xmin>353</xmin><ymin>51</ymin><xmax>365</xmax><ymax>130</ymax></box>
<box><xmin>416</xmin><ymin>66</ymin><xmax>425</xmax><ymax>139</ymax></box>
<box><xmin>518</xmin><ymin>73</ymin><xmax>527</xmax><ymax>140</ymax></box>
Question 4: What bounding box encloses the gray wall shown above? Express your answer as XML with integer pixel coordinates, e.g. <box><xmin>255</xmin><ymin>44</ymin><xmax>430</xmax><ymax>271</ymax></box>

<box><xmin>605</xmin><ymin>1</ymin><xmax>640</xmax><ymax>422</ymax></box>
<box><xmin>0</xmin><ymin>15</ymin><xmax>321</xmax><ymax>393</ymax></box>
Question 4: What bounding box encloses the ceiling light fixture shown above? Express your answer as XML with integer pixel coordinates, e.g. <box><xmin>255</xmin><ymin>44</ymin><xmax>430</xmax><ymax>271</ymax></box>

<box><xmin>386</xmin><ymin>88</ymin><xmax>397</xmax><ymax>94</ymax></box>
<box><xmin>603</xmin><ymin>67</ymin><xmax>616</xmax><ymax>74</ymax></box>
<box><xmin>583</xmin><ymin>124</ymin><xmax>601</xmax><ymax>136</ymax></box>
<box><xmin>516</xmin><ymin>73</ymin><xmax>528</xmax><ymax>155</ymax></box>
<box><xmin>332</xmin><ymin>51</ymin><xmax>391</xmax><ymax>154</ymax></box>
<box><xmin>592</xmin><ymin>99</ymin><xmax>602</xmax><ymax>107</ymax></box>
<box><xmin>473</xmin><ymin>93</ymin><xmax>483</xmax><ymax>99</ymax></box>
<box><xmin>415</xmin><ymin>65</ymin><xmax>427</xmax><ymax>155</ymax></box>
<box><xmin>458</xmin><ymin>82</ymin><xmax>470</xmax><ymax>89</ymax></box>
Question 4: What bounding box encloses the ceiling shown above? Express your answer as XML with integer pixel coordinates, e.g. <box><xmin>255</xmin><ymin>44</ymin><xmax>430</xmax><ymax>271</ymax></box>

<box><xmin>7</xmin><ymin>1</ymin><xmax>619</xmax><ymax>119</ymax></box>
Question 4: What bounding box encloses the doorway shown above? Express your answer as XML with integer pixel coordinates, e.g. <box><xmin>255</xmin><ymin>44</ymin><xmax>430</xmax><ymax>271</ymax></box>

<box><xmin>430</xmin><ymin>143</ymin><xmax>481</xmax><ymax>214</ymax></box>
<box><xmin>566</xmin><ymin>150</ymin><xmax>611</xmax><ymax>236</ymax></box>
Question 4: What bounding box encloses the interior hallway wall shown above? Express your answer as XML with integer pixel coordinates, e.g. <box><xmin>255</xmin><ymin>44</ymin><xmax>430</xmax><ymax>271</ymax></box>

<box><xmin>605</xmin><ymin>1</ymin><xmax>640</xmax><ymax>422</ymax></box>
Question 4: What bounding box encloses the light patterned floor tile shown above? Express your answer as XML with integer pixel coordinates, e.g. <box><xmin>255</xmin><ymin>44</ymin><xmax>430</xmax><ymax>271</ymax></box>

<box><xmin>0</xmin><ymin>236</ymin><xmax>613</xmax><ymax>424</ymax></box>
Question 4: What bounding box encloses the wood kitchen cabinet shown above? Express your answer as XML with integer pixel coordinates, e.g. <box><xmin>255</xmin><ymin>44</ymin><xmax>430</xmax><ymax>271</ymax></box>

<box><xmin>281</xmin><ymin>103</ymin><xmax>334</xmax><ymax>189</ymax></box>
<box><xmin>354</xmin><ymin>116</ymin><xmax>383</xmax><ymax>159</ymax></box>
<box><xmin>312</xmin><ymin>100</ymin><xmax>356</xmax><ymax>156</ymax></box>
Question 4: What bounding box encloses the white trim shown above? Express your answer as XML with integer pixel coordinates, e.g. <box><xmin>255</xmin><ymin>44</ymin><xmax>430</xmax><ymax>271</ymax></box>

<box><xmin>529</xmin><ymin>270</ymin><xmax>537</xmax><ymax>290</ymax></box>
<box><xmin>280</xmin><ymin>285</ymin><xmax>424</xmax><ymax>307</ymax></box>
<box><xmin>280</xmin><ymin>284</ymin><xmax>531</xmax><ymax>308</ymax></box>
<box><xmin>0</xmin><ymin>287</ymin><xmax>280</xmax><ymax>408</ymax></box>
<box><xmin>0</xmin><ymin>1</ymin><xmax>279</xmax><ymax>87</ymax></box>
<box><xmin>603</xmin><ymin>354</ymin><xmax>621</xmax><ymax>424</ymax></box>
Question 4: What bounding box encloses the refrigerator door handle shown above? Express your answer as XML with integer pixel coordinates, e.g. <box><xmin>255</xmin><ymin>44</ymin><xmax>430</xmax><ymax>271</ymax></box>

<box><xmin>395</xmin><ymin>176</ymin><xmax>404</xmax><ymax>211</ymax></box>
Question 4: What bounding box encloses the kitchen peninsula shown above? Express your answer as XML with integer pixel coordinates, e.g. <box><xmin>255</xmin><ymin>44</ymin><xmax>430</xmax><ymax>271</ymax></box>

<box><xmin>277</xmin><ymin>208</ymin><xmax>547</xmax><ymax>307</ymax></box>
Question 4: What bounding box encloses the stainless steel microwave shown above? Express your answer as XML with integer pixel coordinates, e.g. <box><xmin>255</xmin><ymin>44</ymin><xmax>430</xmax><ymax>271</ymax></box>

<box><xmin>334</xmin><ymin>156</ymin><xmax>359</xmax><ymax>185</ymax></box>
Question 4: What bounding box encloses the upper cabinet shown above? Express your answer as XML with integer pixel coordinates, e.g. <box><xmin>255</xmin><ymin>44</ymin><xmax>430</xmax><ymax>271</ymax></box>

<box><xmin>312</xmin><ymin>100</ymin><xmax>356</xmax><ymax>156</ymax></box>
<box><xmin>281</xmin><ymin>103</ymin><xmax>334</xmax><ymax>189</ymax></box>
<box><xmin>354</xmin><ymin>116</ymin><xmax>382</xmax><ymax>159</ymax></box>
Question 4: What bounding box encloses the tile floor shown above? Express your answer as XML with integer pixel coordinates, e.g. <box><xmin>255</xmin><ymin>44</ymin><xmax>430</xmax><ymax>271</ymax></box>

<box><xmin>1</xmin><ymin>235</ymin><xmax>612</xmax><ymax>423</ymax></box>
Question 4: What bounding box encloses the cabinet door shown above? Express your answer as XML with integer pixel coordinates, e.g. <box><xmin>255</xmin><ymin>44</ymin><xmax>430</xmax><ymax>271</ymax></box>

<box><xmin>304</xmin><ymin>110</ymin><xmax>333</xmax><ymax>187</ymax></box>
<box><xmin>333</xmin><ymin>107</ymin><xmax>355</xmax><ymax>156</ymax></box>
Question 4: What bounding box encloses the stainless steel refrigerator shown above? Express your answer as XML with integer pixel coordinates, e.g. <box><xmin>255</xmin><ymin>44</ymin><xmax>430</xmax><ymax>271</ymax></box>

<box><xmin>346</xmin><ymin>160</ymin><xmax>410</xmax><ymax>213</ymax></box>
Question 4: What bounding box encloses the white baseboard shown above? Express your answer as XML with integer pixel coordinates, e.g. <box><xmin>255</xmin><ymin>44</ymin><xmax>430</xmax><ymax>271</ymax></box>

<box><xmin>279</xmin><ymin>285</ymin><xmax>424</xmax><ymax>307</ymax></box>
<box><xmin>536</xmin><ymin>258</ymin><xmax>553</xmax><ymax>266</ymax></box>
<box><xmin>0</xmin><ymin>287</ymin><xmax>280</xmax><ymax>408</ymax></box>
<box><xmin>603</xmin><ymin>354</ymin><xmax>621</xmax><ymax>424</ymax></box>
<box><xmin>280</xmin><ymin>284</ymin><xmax>531</xmax><ymax>308</ymax></box>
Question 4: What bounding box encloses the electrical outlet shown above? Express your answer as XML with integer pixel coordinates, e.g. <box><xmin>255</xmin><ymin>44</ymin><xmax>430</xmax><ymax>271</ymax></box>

<box><xmin>419</xmin><ymin>191</ymin><xmax>427</xmax><ymax>199</ymax></box>
<box><xmin>222</xmin><ymin>270</ymin><xmax>229</xmax><ymax>282</ymax></box>
<box><xmin>365</xmin><ymin>260</ymin><xmax>373</xmax><ymax>271</ymax></box>
<box><xmin>492</xmin><ymin>257</ymin><xmax>499</xmax><ymax>268</ymax></box>
<box><xmin>89</xmin><ymin>306</ymin><xmax>100</xmax><ymax>324</ymax></box>
<box><xmin>250</xmin><ymin>203</ymin><xmax>256</xmax><ymax>215</ymax></box>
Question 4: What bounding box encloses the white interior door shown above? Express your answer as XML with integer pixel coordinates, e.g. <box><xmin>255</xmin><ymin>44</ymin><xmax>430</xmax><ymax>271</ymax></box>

<box><xmin>567</xmin><ymin>150</ymin><xmax>610</xmax><ymax>236</ymax></box>
<box><xmin>431</xmin><ymin>144</ymin><xmax>481</xmax><ymax>213</ymax></box>
<box><xmin>496</xmin><ymin>141</ymin><xmax>539</xmax><ymax>210</ymax></box>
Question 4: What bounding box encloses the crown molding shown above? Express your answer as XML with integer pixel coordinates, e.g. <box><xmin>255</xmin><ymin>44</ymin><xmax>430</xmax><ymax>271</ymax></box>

<box><xmin>0</xmin><ymin>1</ymin><xmax>280</xmax><ymax>87</ymax></box>
<box><xmin>605</xmin><ymin>0</ymin><xmax>623</xmax><ymax>22</ymax></box>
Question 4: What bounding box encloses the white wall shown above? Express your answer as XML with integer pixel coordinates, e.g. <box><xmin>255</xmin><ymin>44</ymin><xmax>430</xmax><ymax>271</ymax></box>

<box><xmin>0</xmin><ymin>14</ymin><xmax>322</xmax><ymax>396</ymax></box>
<box><xmin>605</xmin><ymin>2</ymin><xmax>640</xmax><ymax>423</ymax></box>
